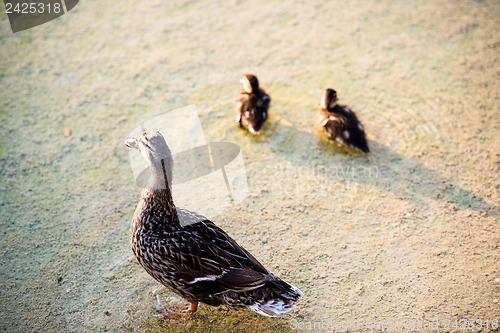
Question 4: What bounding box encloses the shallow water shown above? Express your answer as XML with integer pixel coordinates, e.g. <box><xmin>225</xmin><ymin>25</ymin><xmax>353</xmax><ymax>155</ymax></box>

<box><xmin>1</xmin><ymin>0</ymin><xmax>499</xmax><ymax>332</ymax></box>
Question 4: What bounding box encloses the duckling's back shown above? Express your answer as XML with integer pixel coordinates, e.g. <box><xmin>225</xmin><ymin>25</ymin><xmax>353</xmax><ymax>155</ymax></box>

<box><xmin>322</xmin><ymin>105</ymin><xmax>369</xmax><ymax>153</ymax></box>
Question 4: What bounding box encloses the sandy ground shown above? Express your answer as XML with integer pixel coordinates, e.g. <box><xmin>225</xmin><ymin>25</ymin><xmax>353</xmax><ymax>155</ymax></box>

<box><xmin>0</xmin><ymin>0</ymin><xmax>499</xmax><ymax>332</ymax></box>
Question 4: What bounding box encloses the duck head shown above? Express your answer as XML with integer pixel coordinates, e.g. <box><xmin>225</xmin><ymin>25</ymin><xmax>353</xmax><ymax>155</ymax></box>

<box><xmin>242</xmin><ymin>107</ymin><xmax>267</xmax><ymax>135</ymax></box>
<box><xmin>125</xmin><ymin>131</ymin><xmax>173</xmax><ymax>190</ymax></box>
<box><xmin>240</xmin><ymin>73</ymin><xmax>260</xmax><ymax>94</ymax></box>
<box><xmin>321</xmin><ymin>88</ymin><xmax>338</xmax><ymax>111</ymax></box>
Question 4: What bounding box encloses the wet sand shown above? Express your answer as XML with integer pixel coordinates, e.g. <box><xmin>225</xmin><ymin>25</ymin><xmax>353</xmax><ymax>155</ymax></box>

<box><xmin>0</xmin><ymin>0</ymin><xmax>499</xmax><ymax>332</ymax></box>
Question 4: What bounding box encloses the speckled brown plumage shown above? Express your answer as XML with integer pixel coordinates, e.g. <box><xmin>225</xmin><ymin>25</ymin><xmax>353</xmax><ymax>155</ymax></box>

<box><xmin>125</xmin><ymin>131</ymin><xmax>301</xmax><ymax>318</ymax></box>
<box><xmin>236</xmin><ymin>73</ymin><xmax>271</xmax><ymax>135</ymax></box>
<box><xmin>319</xmin><ymin>88</ymin><xmax>370</xmax><ymax>153</ymax></box>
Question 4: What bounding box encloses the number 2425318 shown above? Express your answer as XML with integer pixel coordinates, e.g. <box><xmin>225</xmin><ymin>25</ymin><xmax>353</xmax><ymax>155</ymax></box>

<box><xmin>5</xmin><ymin>2</ymin><xmax>62</xmax><ymax>14</ymax></box>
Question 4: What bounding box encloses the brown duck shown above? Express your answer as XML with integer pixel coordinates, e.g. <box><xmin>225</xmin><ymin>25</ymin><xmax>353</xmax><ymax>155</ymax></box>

<box><xmin>319</xmin><ymin>88</ymin><xmax>370</xmax><ymax>153</ymax></box>
<box><xmin>125</xmin><ymin>131</ymin><xmax>301</xmax><ymax>319</ymax></box>
<box><xmin>236</xmin><ymin>73</ymin><xmax>271</xmax><ymax>135</ymax></box>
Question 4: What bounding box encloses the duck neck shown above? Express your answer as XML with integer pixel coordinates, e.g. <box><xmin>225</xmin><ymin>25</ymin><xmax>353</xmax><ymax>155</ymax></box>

<box><xmin>142</xmin><ymin>159</ymin><xmax>177</xmax><ymax>219</ymax></box>
<box><xmin>141</xmin><ymin>188</ymin><xmax>176</xmax><ymax>216</ymax></box>
<box><xmin>149</xmin><ymin>158</ymin><xmax>173</xmax><ymax>191</ymax></box>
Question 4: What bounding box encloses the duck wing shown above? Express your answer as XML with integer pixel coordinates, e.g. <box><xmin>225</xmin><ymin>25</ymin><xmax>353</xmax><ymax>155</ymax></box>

<box><xmin>257</xmin><ymin>89</ymin><xmax>271</xmax><ymax>109</ymax></box>
<box><xmin>146</xmin><ymin>213</ymin><xmax>272</xmax><ymax>293</ymax></box>
<box><xmin>337</xmin><ymin>106</ymin><xmax>369</xmax><ymax>153</ymax></box>
<box><xmin>322</xmin><ymin>113</ymin><xmax>345</xmax><ymax>139</ymax></box>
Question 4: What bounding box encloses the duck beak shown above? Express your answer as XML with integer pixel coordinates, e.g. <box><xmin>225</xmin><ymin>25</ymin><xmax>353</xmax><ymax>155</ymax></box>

<box><xmin>125</xmin><ymin>138</ymin><xmax>139</xmax><ymax>149</ymax></box>
<box><xmin>248</xmin><ymin>127</ymin><xmax>260</xmax><ymax>135</ymax></box>
<box><xmin>240</xmin><ymin>78</ymin><xmax>245</xmax><ymax>84</ymax></box>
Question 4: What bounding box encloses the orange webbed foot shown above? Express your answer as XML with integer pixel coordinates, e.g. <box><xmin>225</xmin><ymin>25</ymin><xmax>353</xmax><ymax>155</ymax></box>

<box><xmin>157</xmin><ymin>301</ymin><xmax>198</xmax><ymax>320</ymax></box>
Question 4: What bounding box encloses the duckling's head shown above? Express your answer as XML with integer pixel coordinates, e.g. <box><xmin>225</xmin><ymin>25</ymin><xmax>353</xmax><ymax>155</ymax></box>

<box><xmin>242</xmin><ymin>107</ymin><xmax>267</xmax><ymax>135</ymax></box>
<box><xmin>125</xmin><ymin>131</ymin><xmax>173</xmax><ymax>190</ymax></box>
<box><xmin>240</xmin><ymin>73</ymin><xmax>259</xmax><ymax>94</ymax></box>
<box><xmin>321</xmin><ymin>88</ymin><xmax>338</xmax><ymax>111</ymax></box>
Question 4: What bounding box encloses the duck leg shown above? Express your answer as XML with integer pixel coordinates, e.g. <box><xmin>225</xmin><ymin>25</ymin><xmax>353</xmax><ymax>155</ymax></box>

<box><xmin>158</xmin><ymin>301</ymin><xmax>198</xmax><ymax>320</ymax></box>
<box><xmin>235</xmin><ymin>114</ymin><xmax>242</xmax><ymax>125</ymax></box>
<box><xmin>235</xmin><ymin>101</ymin><xmax>243</xmax><ymax>126</ymax></box>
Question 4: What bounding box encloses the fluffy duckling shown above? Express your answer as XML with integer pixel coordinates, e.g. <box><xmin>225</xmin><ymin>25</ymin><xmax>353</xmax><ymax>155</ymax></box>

<box><xmin>236</xmin><ymin>73</ymin><xmax>271</xmax><ymax>135</ymax></box>
<box><xmin>125</xmin><ymin>131</ymin><xmax>301</xmax><ymax>319</ymax></box>
<box><xmin>319</xmin><ymin>88</ymin><xmax>369</xmax><ymax>153</ymax></box>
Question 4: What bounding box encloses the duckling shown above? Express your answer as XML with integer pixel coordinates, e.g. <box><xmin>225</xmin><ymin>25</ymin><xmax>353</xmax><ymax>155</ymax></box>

<box><xmin>319</xmin><ymin>88</ymin><xmax>370</xmax><ymax>153</ymax></box>
<box><xmin>236</xmin><ymin>73</ymin><xmax>271</xmax><ymax>135</ymax></box>
<box><xmin>125</xmin><ymin>131</ymin><xmax>301</xmax><ymax>319</ymax></box>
